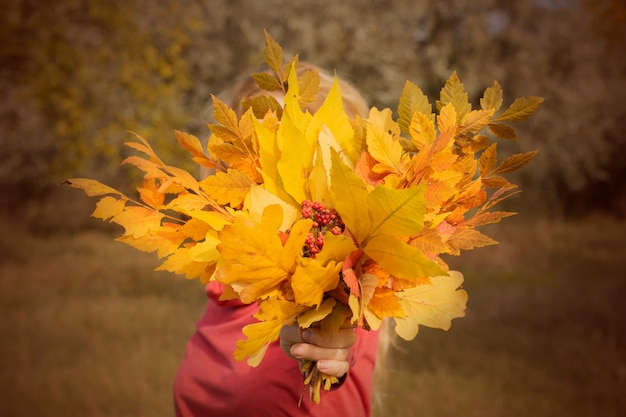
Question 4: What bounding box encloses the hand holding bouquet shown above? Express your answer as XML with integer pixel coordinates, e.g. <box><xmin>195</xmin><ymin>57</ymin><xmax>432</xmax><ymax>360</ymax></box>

<box><xmin>67</xmin><ymin>31</ymin><xmax>542</xmax><ymax>404</ymax></box>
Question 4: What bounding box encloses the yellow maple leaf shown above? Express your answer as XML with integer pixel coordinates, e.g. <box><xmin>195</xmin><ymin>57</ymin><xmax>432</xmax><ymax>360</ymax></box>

<box><xmin>215</xmin><ymin>205</ymin><xmax>310</xmax><ymax>303</ymax></box>
<box><xmin>394</xmin><ymin>270</ymin><xmax>468</xmax><ymax>340</ymax></box>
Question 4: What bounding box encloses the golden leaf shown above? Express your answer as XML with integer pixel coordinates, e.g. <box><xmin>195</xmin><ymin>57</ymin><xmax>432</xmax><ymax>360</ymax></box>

<box><xmin>436</xmin><ymin>71</ymin><xmax>471</xmax><ymax>122</ymax></box>
<box><xmin>480</xmin><ymin>80</ymin><xmax>503</xmax><ymax>112</ymax></box>
<box><xmin>493</xmin><ymin>96</ymin><xmax>544</xmax><ymax>122</ymax></box>
<box><xmin>398</xmin><ymin>80</ymin><xmax>433</xmax><ymax>136</ymax></box>
<box><xmin>394</xmin><ymin>271</ymin><xmax>468</xmax><ymax>340</ymax></box>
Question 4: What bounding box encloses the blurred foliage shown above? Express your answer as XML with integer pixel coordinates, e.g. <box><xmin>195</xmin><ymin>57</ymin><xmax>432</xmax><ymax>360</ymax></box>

<box><xmin>1</xmin><ymin>0</ymin><xmax>624</xmax><ymax>216</ymax></box>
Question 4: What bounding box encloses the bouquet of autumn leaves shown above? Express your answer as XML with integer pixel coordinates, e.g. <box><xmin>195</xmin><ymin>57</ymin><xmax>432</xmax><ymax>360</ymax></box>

<box><xmin>67</xmin><ymin>33</ymin><xmax>542</xmax><ymax>403</ymax></box>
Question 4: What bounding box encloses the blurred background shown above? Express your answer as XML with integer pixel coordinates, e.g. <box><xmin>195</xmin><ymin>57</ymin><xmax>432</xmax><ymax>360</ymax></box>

<box><xmin>1</xmin><ymin>0</ymin><xmax>625</xmax><ymax>416</ymax></box>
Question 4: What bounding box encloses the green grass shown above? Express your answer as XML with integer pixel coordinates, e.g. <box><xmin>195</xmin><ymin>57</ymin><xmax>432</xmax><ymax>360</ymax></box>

<box><xmin>1</xmin><ymin>212</ymin><xmax>625</xmax><ymax>416</ymax></box>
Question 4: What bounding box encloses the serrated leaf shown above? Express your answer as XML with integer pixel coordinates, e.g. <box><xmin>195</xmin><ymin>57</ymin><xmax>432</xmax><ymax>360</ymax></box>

<box><xmin>398</xmin><ymin>80</ymin><xmax>433</xmax><ymax>135</ymax></box>
<box><xmin>478</xmin><ymin>143</ymin><xmax>498</xmax><ymax>177</ymax></box>
<box><xmin>437</xmin><ymin>103</ymin><xmax>457</xmax><ymax>134</ymax></box>
<box><xmin>493</xmin><ymin>96</ymin><xmax>544</xmax><ymax>122</ymax></box>
<box><xmin>409</xmin><ymin>111</ymin><xmax>436</xmax><ymax>150</ymax></box>
<box><xmin>199</xmin><ymin>168</ymin><xmax>254</xmax><ymax>208</ymax></box>
<box><xmin>480</xmin><ymin>80</ymin><xmax>503</xmax><ymax>112</ymax></box>
<box><xmin>251</xmin><ymin>72</ymin><xmax>283</xmax><ymax>92</ymax></box>
<box><xmin>436</xmin><ymin>71</ymin><xmax>471</xmax><ymax>122</ymax></box>
<box><xmin>447</xmin><ymin>227</ymin><xmax>498</xmax><ymax>252</ymax></box>
<box><xmin>210</xmin><ymin>95</ymin><xmax>240</xmax><ymax>135</ymax></box>
<box><xmin>175</xmin><ymin>130</ymin><xmax>215</xmax><ymax>169</ymax></box>
<box><xmin>242</xmin><ymin>95</ymin><xmax>283</xmax><ymax>119</ymax></box>
<box><xmin>298</xmin><ymin>69</ymin><xmax>321</xmax><ymax>106</ymax></box>
<box><xmin>492</xmin><ymin>150</ymin><xmax>538</xmax><ymax>175</ymax></box>
<box><xmin>263</xmin><ymin>29</ymin><xmax>284</xmax><ymax>82</ymax></box>
<box><xmin>488</xmin><ymin>123</ymin><xmax>518</xmax><ymax>140</ymax></box>
<box><xmin>458</xmin><ymin>109</ymin><xmax>494</xmax><ymax>136</ymax></box>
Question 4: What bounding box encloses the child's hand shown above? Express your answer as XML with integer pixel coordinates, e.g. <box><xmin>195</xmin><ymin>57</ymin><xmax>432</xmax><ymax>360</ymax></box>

<box><xmin>279</xmin><ymin>323</ymin><xmax>356</xmax><ymax>378</ymax></box>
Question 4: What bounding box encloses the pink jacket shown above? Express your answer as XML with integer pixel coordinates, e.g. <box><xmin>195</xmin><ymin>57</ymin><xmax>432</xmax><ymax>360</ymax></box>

<box><xmin>173</xmin><ymin>282</ymin><xmax>379</xmax><ymax>417</ymax></box>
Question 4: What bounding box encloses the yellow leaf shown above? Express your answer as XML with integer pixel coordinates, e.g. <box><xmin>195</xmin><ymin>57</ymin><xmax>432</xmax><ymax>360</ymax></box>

<box><xmin>298</xmin><ymin>69</ymin><xmax>321</xmax><ymax>107</ymax></box>
<box><xmin>298</xmin><ymin>297</ymin><xmax>337</xmax><ymax>328</ymax></box>
<box><xmin>394</xmin><ymin>271</ymin><xmax>468</xmax><ymax>340</ymax></box>
<box><xmin>364</xmin><ymin>235</ymin><xmax>444</xmax><ymax>280</ymax></box>
<box><xmin>92</xmin><ymin>196</ymin><xmax>126</xmax><ymax>221</ymax></box>
<box><xmin>367</xmin><ymin>184</ymin><xmax>426</xmax><ymax>238</ymax></box>
<box><xmin>175</xmin><ymin>130</ymin><xmax>215</xmax><ymax>169</ymax></box>
<box><xmin>478</xmin><ymin>143</ymin><xmax>498</xmax><ymax>177</ymax></box>
<box><xmin>155</xmin><ymin>246</ymin><xmax>216</xmax><ymax>282</ymax></box>
<box><xmin>307</xmin><ymin>76</ymin><xmax>359</xmax><ymax>164</ymax></box>
<box><xmin>367</xmin><ymin>287</ymin><xmax>405</xmax><ymax>319</ymax></box>
<box><xmin>493</xmin><ymin>96</ymin><xmax>544</xmax><ymax>122</ymax></box>
<box><xmin>292</xmin><ymin>258</ymin><xmax>342</xmax><ymax>307</ymax></box>
<box><xmin>112</xmin><ymin>206</ymin><xmax>164</xmax><ymax>238</ymax></box>
<box><xmin>187</xmin><ymin>230</ymin><xmax>221</xmax><ymax>263</ymax></box>
<box><xmin>235</xmin><ymin>297</ymin><xmax>303</xmax><ymax>366</ymax></box>
<box><xmin>329</xmin><ymin>150</ymin><xmax>370</xmax><ymax>242</ymax></box>
<box><xmin>366</xmin><ymin>108</ymin><xmax>404</xmax><ymax>176</ymax></box>
<box><xmin>480</xmin><ymin>80</ymin><xmax>503</xmax><ymax>112</ymax></box>
<box><xmin>242</xmin><ymin>94</ymin><xmax>283</xmax><ymax>119</ymax></box>
<box><xmin>199</xmin><ymin>169</ymin><xmax>254</xmax><ymax>208</ymax></box>
<box><xmin>409</xmin><ymin>111</ymin><xmax>436</xmax><ymax>150</ymax></box>
<box><xmin>244</xmin><ymin>185</ymin><xmax>298</xmax><ymax>232</ymax></box>
<box><xmin>437</xmin><ymin>103</ymin><xmax>457</xmax><ymax>134</ymax></box>
<box><xmin>488</xmin><ymin>123</ymin><xmax>518</xmax><ymax>140</ymax></box>
<box><xmin>492</xmin><ymin>150</ymin><xmax>538</xmax><ymax>175</ymax></box>
<box><xmin>458</xmin><ymin>109</ymin><xmax>494</xmax><ymax>136</ymax></box>
<box><xmin>251</xmin><ymin>72</ymin><xmax>282</xmax><ymax>92</ymax></box>
<box><xmin>398</xmin><ymin>80</ymin><xmax>434</xmax><ymax>136</ymax></box>
<box><xmin>436</xmin><ymin>71</ymin><xmax>471</xmax><ymax>122</ymax></box>
<box><xmin>65</xmin><ymin>178</ymin><xmax>124</xmax><ymax>197</ymax></box>
<box><xmin>262</xmin><ymin>29</ymin><xmax>285</xmax><ymax>83</ymax></box>
<box><xmin>216</xmin><ymin>207</ymin><xmax>307</xmax><ymax>303</ymax></box>
<box><xmin>446</xmin><ymin>227</ymin><xmax>498</xmax><ymax>253</ymax></box>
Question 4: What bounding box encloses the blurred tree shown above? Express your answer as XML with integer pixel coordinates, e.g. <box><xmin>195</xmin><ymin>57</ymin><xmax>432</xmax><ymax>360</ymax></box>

<box><xmin>0</xmin><ymin>0</ymin><xmax>198</xmax><ymax>200</ymax></box>
<box><xmin>1</xmin><ymin>0</ymin><xmax>623</xmax><ymax>216</ymax></box>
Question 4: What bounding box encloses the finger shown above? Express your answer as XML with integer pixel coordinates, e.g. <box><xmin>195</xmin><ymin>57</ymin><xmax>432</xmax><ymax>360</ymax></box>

<box><xmin>316</xmin><ymin>359</ymin><xmax>350</xmax><ymax>378</ymax></box>
<box><xmin>290</xmin><ymin>343</ymin><xmax>351</xmax><ymax>363</ymax></box>
<box><xmin>301</xmin><ymin>327</ymin><xmax>357</xmax><ymax>349</ymax></box>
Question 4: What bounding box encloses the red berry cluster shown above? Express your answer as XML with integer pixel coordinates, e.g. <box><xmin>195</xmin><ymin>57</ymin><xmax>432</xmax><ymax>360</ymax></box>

<box><xmin>301</xmin><ymin>200</ymin><xmax>345</xmax><ymax>257</ymax></box>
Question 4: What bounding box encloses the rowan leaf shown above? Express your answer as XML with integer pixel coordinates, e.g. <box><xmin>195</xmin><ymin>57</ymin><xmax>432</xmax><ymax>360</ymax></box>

<box><xmin>493</xmin><ymin>96</ymin><xmax>544</xmax><ymax>122</ymax></box>
<box><xmin>298</xmin><ymin>69</ymin><xmax>321</xmax><ymax>106</ymax></box>
<box><xmin>398</xmin><ymin>80</ymin><xmax>433</xmax><ymax>135</ymax></box>
<box><xmin>199</xmin><ymin>168</ymin><xmax>254</xmax><ymax>208</ymax></box>
<box><xmin>447</xmin><ymin>227</ymin><xmax>498</xmax><ymax>253</ymax></box>
<box><xmin>437</xmin><ymin>71</ymin><xmax>471</xmax><ymax>122</ymax></box>
<box><xmin>175</xmin><ymin>130</ymin><xmax>215</xmax><ymax>168</ymax></box>
<box><xmin>409</xmin><ymin>111</ymin><xmax>436</xmax><ymax>150</ymax></box>
<box><xmin>251</xmin><ymin>72</ymin><xmax>283</xmax><ymax>92</ymax></box>
<box><xmin>458</xmin><ymin>109</ymin><xmax>494</xmax><ymax>136</ymax></box>
<box><xmin>242</xmin><ymin>95</ymin><xmax>283</xmax><ymax>119</ymax></box>
<box><xmin>478</xmin><ymin>143</ymin><xmax>498</xmax><ymax>177</ymax></box>
<box><xmin>488</xmin><ymin>123</ymin><xmax>518</xmax><ymax>140</ymax></box>
<box><xmin>394</xmin><ymin>271</ymin><xmax>468</xmax><ymax>340</ymax></box>
<box><xmin>480</xmin><ymin>80</ymin><xmax>503</xmax><ymax>112</ymax></box>
<box><xmin>262</xmin><ymin>29</ymin><xmax>285</xmax><ymax>83</ymax></box>
<box><xmin>366</xmin><ymin>108</ymin><xmax>404</xmax><ymax>176</ymax></box>
<box><xmin>437</xmin><ymin>103</ymin><xmax>457</xmax><ymax>134</ymax></box>
<box><xmin>492</xmin><ymin>150</ymin><xmax>539</xmax><ymax>175</ymax></box>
